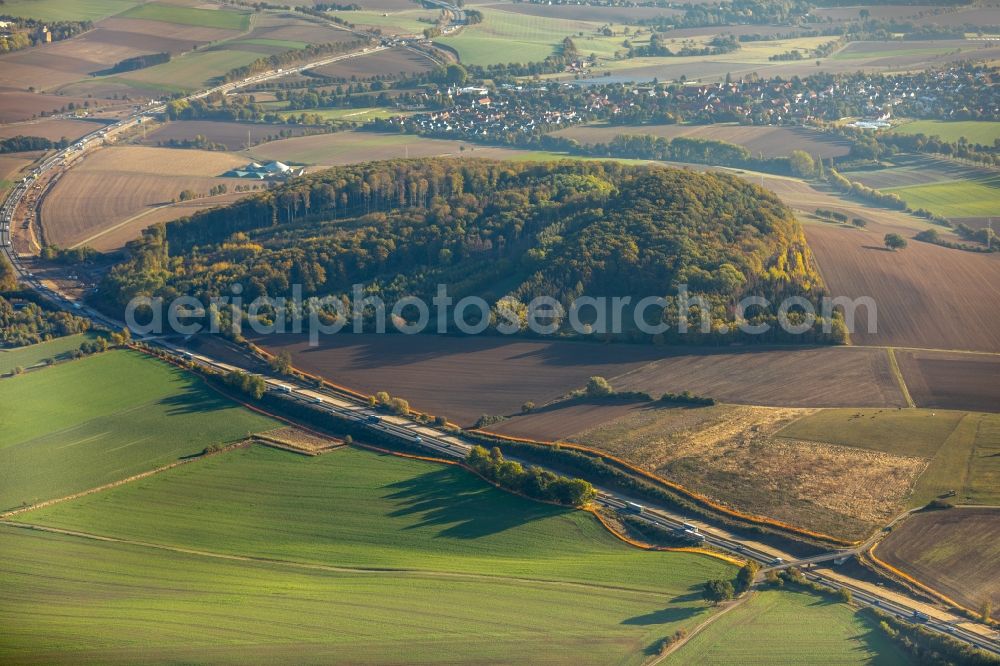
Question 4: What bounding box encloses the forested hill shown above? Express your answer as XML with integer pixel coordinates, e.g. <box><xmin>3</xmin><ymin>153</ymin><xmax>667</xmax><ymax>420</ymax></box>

<box><xmin>101</xmin><ymin>159</ymin><xmax>843</xmax><ymax>344</ymax></box>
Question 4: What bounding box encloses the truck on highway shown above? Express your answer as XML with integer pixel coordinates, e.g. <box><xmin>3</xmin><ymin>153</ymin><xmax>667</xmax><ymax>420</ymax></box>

<box><xmin>269</xmin><ymin>384</ymin><xmax>293</xmax><ymax>394</ymax></box>
<box><xmin>623</xmin><ymin>502</ymin><xmax>644</xmax><ymax>515</ymax></box>
<box><xmin>911</xmin><ymin>610</ymin><xmax>930</xmax><ymax>623</ymax></box>
<box><xmin>366</xmin><ymin>414</ymin><xmax>382</xmax><ymax>425</ymax></box>
<box><xmin>682</xmin><ymin>528</ymin><xmax>706</xmax><ymax>543</ymax></box>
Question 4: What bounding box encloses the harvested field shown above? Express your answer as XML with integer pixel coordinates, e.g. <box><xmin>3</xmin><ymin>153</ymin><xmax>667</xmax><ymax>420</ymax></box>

<box><xmin>551</xmin><ymin>123</ymin><xmax>852</xmax><ymax>159</ymax></box>
<box><xmin>612</xmin><ymin>346</ymin><xmax>906</xmax><ymax>408</ymax></box>
<box><xmin>0</xmin><ymin>118</ymin><xmax>105</xmax><ymax>143</ymax></box>
<box><xmin>896</xmin><ymin>350</ymin><xmax>1000</xmax><ymax>413</ymax></box>
<box><xmin>831</xmin><ymin>39</ymin><xmax>999</xmax><ymax>67</ymax></box>
<box><xmin>247</xmin><ymin>130</ymin><xmax>545</xmax><ymax>165</ymax></box>
<box><xmin>308</xmin><ymin>47</ymin><xmax>436</xmax><ymax>79</ymax></box>
<box><xmin>802</xmin><ymin>220</ymin><xmax>1000</xmax><ymax>353</ymax></box>
<box><xmin>331</xmin><ymin>9</ymin><xmax>443</xmax><ymax>35</ymax></box>
<box><xmin>813</xmin><ymin>5</ymin><xmax>923</xmax><ymax>22</ymax></box>
<box><xmin>876</xmin><ymin>508</ymin><xmax>1000</xmax><ymax>619</ymax></box>
<box><xmin>573</xmin><ymin>404</ymin><xmax>925</xmax><ymax>540</ymax></box>
<box><xmin>255</xmin><ymin>334</ymin><xmax>671</xmax><ymax>426</ymax></box>
<box><xmin>40</xmin><ymin>146</ymin><xmax>249</xmax><ymax>249</ymax></box>
<box><xmin>914</xmin><ymin>6</ymin><xmax>1000</xmax><ymax>28</ymax></box>
<box><xmin>257</xmin><ymin>334</ymin><xmax>908</xmax><ymax>429</ymax></box>
<box><xmin>82</xmin><ymin>190</ymin><xmax>253</xmax><ymax>252</ymax></box>
<box><xmin>487</xmin><ymin>400</ymin><xmax>651</xmax><ymax>441</ymax></box>
<box><xmin>0</xmin><ymin>90</ymin><xmax>96</xmax><ymax>123</ymax></box>
<box><xmin>141</xmin><ymin>120</ymin><xmax>317</xmax><ymax>150</ymax></box>
<box><xmin>484</xmin><ymin>2</ymin><xmax>681</xmax><ymax>22</ymax></box>
<box><xmin>244</xmin><ymin>11</ymin><xmax>359</xmax><ymax>45</ymax></box>
<box><xmin>0</xmin><ymin>153</ymin><xmax>38</xmax><ymax>188</ymax></box>
<box><xmin>774</xmin><ymin>407</ymin><xmax>1000</xmax><ymax>506</ymax></box>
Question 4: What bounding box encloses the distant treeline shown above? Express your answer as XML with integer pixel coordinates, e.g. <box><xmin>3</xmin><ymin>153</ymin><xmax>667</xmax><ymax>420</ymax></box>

<box><xmin>0</xmin><ymin>135</ymin><xmax>69</xmax><ymax>153</ymax></box>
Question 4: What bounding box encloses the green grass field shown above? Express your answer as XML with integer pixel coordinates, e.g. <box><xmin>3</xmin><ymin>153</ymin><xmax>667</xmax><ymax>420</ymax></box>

<box><xmin>119</xmin><ymin>1</ymin><xmax>251</xmax><ymax>31</ymax></box>
<box><xmin>0</xmin><ymin>0</ymin><xmax>139</xmax><ymax>21</ymax></box>
<box><xmin>332</xmin><ymin>8</ymin><xmax>441</xmax><ymax>34</ymax></box>
<box><xmin>891</xmin><ymin>120</ymin><xmax>1000</xmax><ymax>145</ymax></box>
<box><xmin>0</xmin><ymin>332</ymin><xmax>97</xmax><ymax>375</ymax></box>
<box><xmin>231</xmin><ymin>38</ymin><xmax>309</xmax><ymax>51</ymax></box>
<box><xmin>4</xmin><ymin>445</ymin><xmax>737</xmax><ymax>663</ymax></box>
<box><xmin>778</xmin><ymin>409</ymin><xmax>1000</xmax><ymax>506</ymax></box>
<box><xmin>437</xmin><ymin>7</ymin><xmax>623</xmax><ymax>66</ymax></box>
<box><xmin>0</xmin><ymin>525</ymin><xmax>702</xmax><ymax>665</ymax></box>
<box><xmin>777</xmin><ymin>408</ymin><xmax>966</xmax><ymax>458</ymax></box>
<box><xmin>664</xmin><ymin>589</ymin><xmax>906</xmax><ymax>665</ymax></box>
<box><xmin>18</xmin><ymin>445</ymin><xmax>733</xmax><ymax>590</ymax></box>
<box><xmin>278</xmin><ymin>106</ymin><xmax>412</xmax><ymax>122</ymax></box>
<box><xmin>0</xmin><ymin>350</ymin><xmax>277</xmax><ymax>511</ymax></box>
<box><xmin>884</xmin><ymin>176</ymin><xmax>1000</xmax><ymax>219</ymax></box>
<box><xmin>120</xmin><ymin>49</ymin><xmax>264</xmax><ymax>90</ymax></box>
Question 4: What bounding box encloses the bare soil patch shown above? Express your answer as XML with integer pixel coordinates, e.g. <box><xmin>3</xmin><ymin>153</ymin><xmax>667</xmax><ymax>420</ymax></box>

<box><xmin>0</xmin><ymin>119</ymin><xmax>105</xmax><ymax>143</ymax></box>
<box><xmin>574</xmin><ymin>404</ymin><xmax>925</xmax><ymax>540</ymax></box>
<box><xmin>612</xmin><ymin>346</ymin><xmax>906</xmax><ymax>408</ymax></box>
<box><xmin>40</xmin><ymin>146</ymin><xmax>249</xmax><ymax>249</ymax></box>
<box><xmin>308</xmin><ymin>47</ymin><xmax>435</xmax><ymax>79</ymax></box>
<box><xmin>876</xmin><ymin>508</ymin><xmax>1000</xmax><ymax>618</ymax></box>
<box><xmin>0</xmin><ymin>90</ymin><xmax>97</xmax><ymax>123</ymax></box>
<box><xmin>896</xmin><ymin>350</ymin><xmax>1000</xmax><ymax>413</ymax></box>
<box><xmin>487</xmin><ymin>400</ymin><xmax>652</xmax><ymax>441</ymax></box>
<box><xmin>552</xmin><ymin>123</ymin><xmax>852</xmax><ymax>159</ymax></box>
<box><xmin>255</xmin><ymin>334</ymin><xmax>671</xmax><ymax>426</ymax></box>
<box><xmin>804</xmin><ymin>220</ymin><xmax>1000</xmax><ymax>352</ymax></box>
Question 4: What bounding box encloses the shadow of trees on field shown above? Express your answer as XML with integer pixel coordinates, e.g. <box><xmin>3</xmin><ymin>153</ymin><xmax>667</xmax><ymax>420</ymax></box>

<box><xmin>623</xmin><ymin>604</ymin><xmax>702</xmax><ymax>627</ymax></box>
<box><xmin>156</xmin><ymin>383</ymin><xmax>238</xmax><ymax>417</ymax></box>
<box><xmin>383</xmin><ymin>466</ymin><xmax>566</xmax><ymax>539</ymax></box>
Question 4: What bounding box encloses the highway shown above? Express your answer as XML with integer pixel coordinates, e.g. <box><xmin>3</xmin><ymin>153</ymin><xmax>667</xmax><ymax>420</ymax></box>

<box><xmin>1</xmin><ymin>38</ymin><xmax>998</xmax><ymax>660</ymax></box>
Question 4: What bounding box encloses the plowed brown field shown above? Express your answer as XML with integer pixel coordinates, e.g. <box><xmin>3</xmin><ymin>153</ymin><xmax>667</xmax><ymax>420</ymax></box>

<box><xmin>551</xmin><ymin>124</ymin><xmax>852</xmax><ymax>159</ymax></box>
<box><xmin>876</xmin><ymin>508</ymin><xmax>1000</xmax><ymax>619</ymax></box>
<box><xmin>804</xmin><ymin>220</ymin><xmax>1000</xmax><ymax>352</ymax></box>
<box><xmin>896</xmin><ymin>350</ymin><xmax>1000</xmax><ymax>413</ymax></box>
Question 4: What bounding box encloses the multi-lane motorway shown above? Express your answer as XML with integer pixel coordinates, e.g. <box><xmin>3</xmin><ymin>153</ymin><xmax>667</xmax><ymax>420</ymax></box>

<box><xmin>1</xmin><ymin>38</ymin><xmax>998</xmax><ymax>660</ymax></box>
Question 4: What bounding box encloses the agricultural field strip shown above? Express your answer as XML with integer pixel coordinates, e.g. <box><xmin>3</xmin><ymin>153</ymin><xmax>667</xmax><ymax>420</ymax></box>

<box><xmin>0</xmin><ymin>520</ymin><xmax>674</xmax><ymax>596</ymax></box>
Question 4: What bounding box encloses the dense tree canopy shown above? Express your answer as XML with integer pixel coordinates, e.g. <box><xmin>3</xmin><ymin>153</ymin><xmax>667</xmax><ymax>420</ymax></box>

<box><xmin>100</xmin><ymin>159</ymin><xmax>840</xmax><ymax>344</ymax></box>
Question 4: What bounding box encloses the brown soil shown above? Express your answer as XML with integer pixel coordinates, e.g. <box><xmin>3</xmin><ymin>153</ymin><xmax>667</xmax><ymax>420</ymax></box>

<box><xmin>876</xmin><ymin>507</ymin><xmax>1000</xmax><ymax>619</ymax></box>
<box><xmin>551</xmin><ymin>124</ymin><xmax>852</xmax><ymax>159</ymax></box>
<box><xmin>896</xmin><ymin>350</ymin><xmax>1000</xmax><ymax>413</ymax></box>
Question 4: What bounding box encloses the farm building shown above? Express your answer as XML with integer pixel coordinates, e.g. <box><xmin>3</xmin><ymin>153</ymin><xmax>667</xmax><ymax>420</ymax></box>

<box><xmin>224</xmin><ymin>160</ymin><xmax>303</xmax><ymax>180</ymax></box>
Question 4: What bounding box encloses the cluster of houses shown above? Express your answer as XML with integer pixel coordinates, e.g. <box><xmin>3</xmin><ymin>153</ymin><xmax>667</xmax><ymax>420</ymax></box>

<box><xmin>381</xmin><ymin>64</ymin><xmax>996</xmax><ymax>141</ymax></box>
